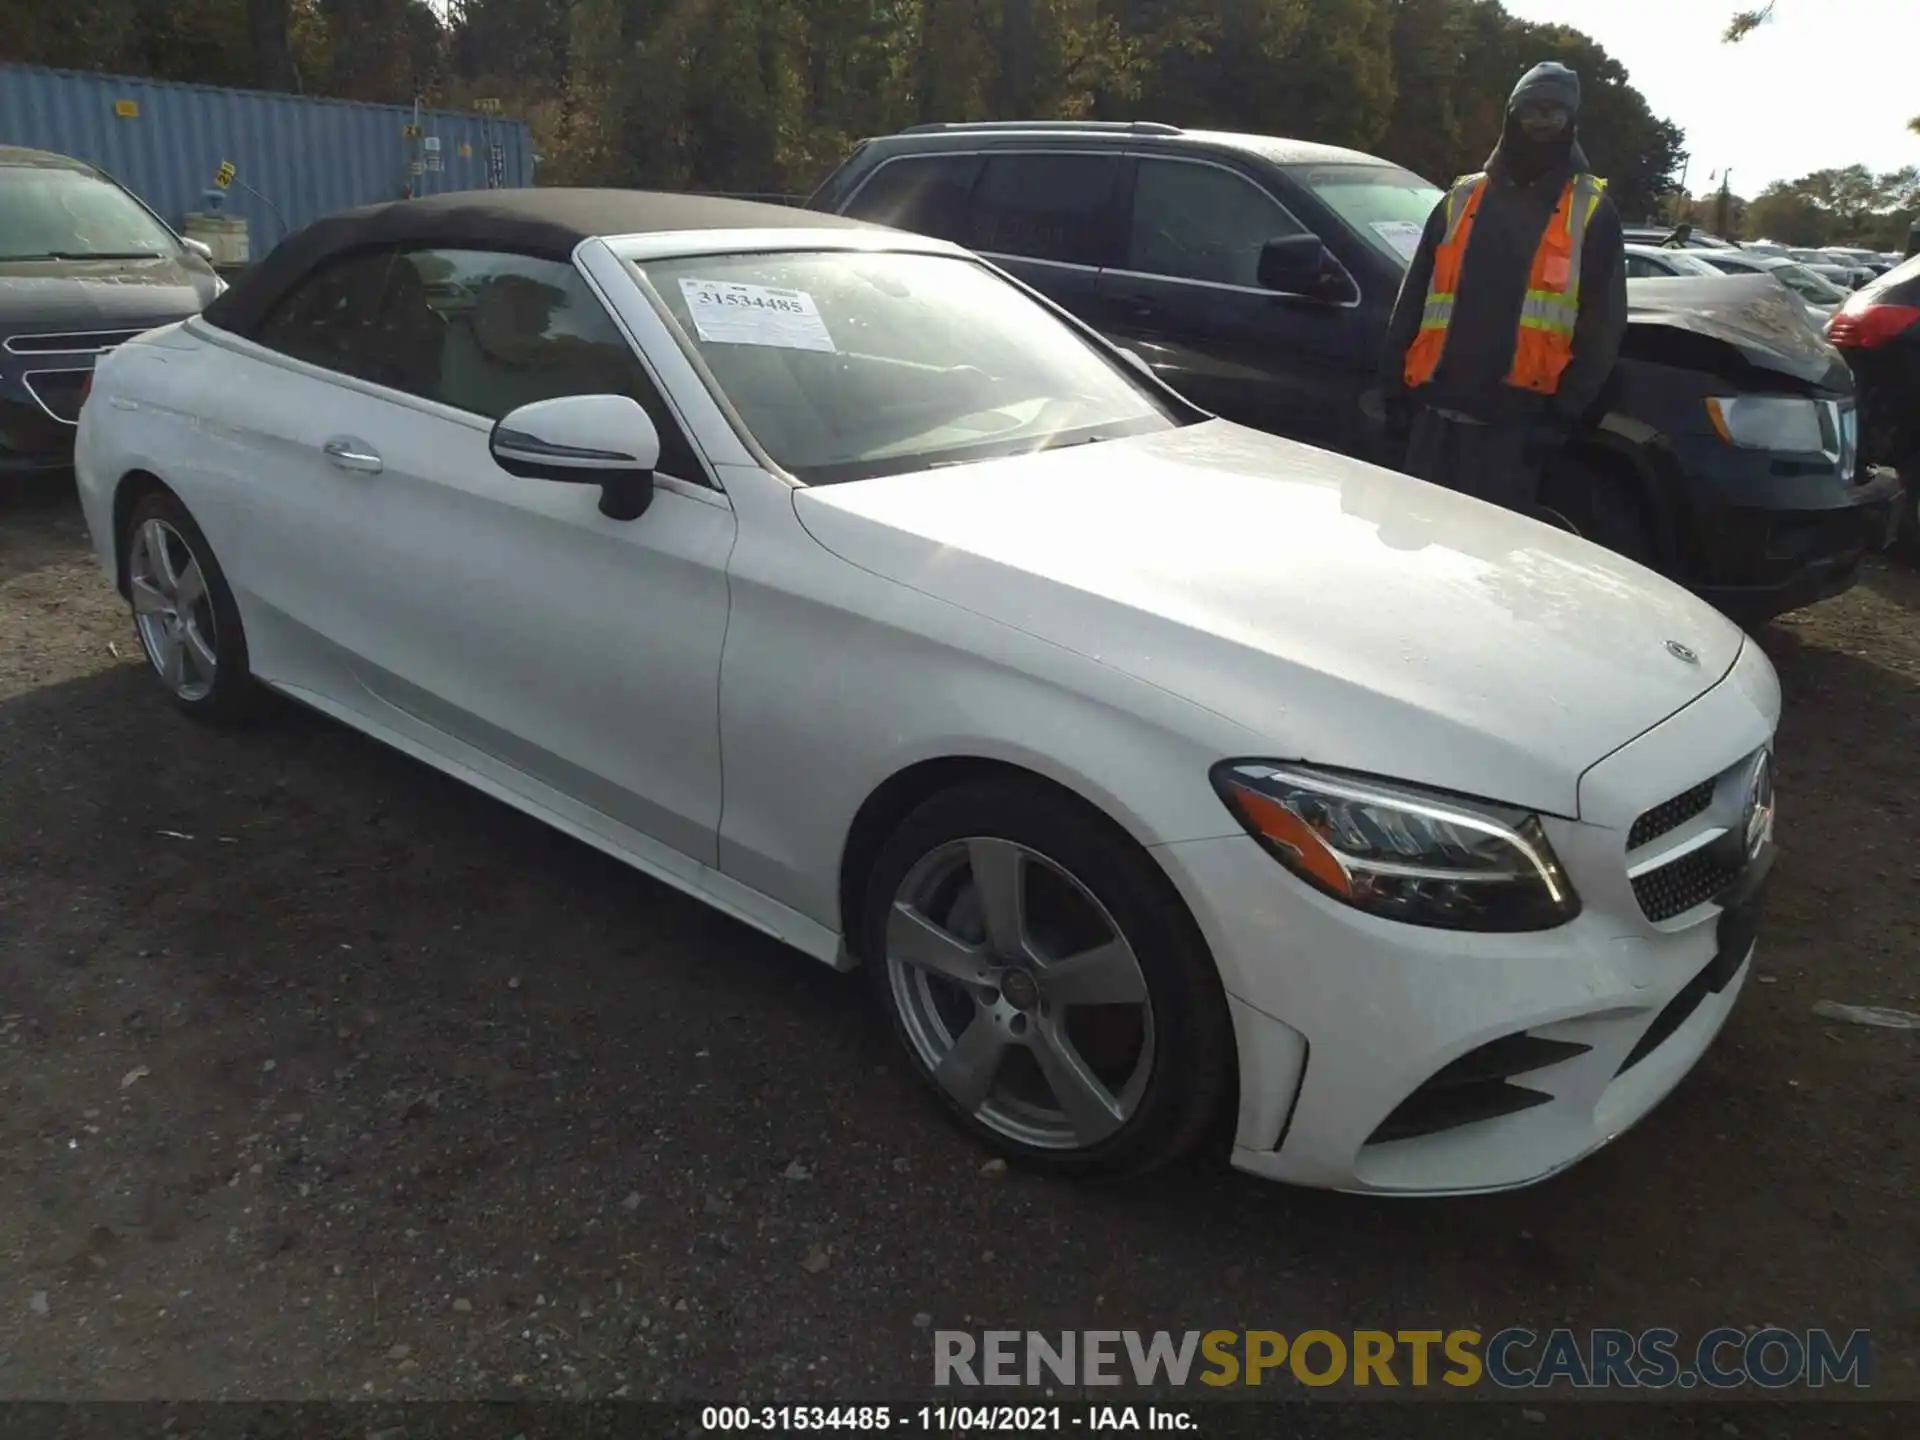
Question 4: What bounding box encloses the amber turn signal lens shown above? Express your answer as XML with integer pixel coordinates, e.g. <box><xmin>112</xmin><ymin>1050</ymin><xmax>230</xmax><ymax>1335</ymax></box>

<box><xmin>1221</xmin><ymin>781</ymin><xmax>1353</xmax><ymax>898</ymax></box>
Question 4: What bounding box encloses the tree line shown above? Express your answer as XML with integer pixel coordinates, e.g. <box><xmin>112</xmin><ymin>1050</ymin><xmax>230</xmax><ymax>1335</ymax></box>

<box><xmin>1</xmin><ymin>0</ymin><xmax>1736</xmax><ymax>221</ymax></box>
<box><xmin>1733</xmin><ymin>165</ymin><xmax>1920</xmax><ymax>251</ymax></box>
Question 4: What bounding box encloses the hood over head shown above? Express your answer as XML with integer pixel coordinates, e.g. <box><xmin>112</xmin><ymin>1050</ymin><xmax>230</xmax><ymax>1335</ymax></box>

<box><xmin>1492</xmin><ymin>61</ymin><xmax>1585</xmax><ymax>186</ymax></box>
<box><xmin>1510</xmin><ymin>60</ymin><xmax>1582</xmax><ymax>115</ymax></box>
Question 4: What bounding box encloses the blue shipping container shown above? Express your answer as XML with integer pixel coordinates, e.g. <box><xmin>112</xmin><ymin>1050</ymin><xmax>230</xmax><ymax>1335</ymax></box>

<box><xmin>0</xmin><ymin>63</ymin><xmax>536</xmax><ymax>252</ymax></box>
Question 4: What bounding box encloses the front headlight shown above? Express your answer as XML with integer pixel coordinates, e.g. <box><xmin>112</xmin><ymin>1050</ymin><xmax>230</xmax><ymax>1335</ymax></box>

<box><xmin>1210</xmin><ymin>762</ymin><xmax>1581</xmax><ymax>933</ymax></box>
<box><xmin>1706</xmin><ymin>395</ymin><xmax>1824</xmax><ymax>453</ymax></box>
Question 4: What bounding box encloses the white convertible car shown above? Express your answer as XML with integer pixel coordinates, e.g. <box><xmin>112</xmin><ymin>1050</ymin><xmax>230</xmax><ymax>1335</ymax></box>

<box><xmin>73</xmin><ymin>190</ymin><xmax>1780</xmax><ymax>1195</ymax></box>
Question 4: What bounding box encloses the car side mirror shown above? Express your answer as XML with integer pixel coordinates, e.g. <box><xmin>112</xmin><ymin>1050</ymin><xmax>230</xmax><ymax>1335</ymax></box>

<box><xmin>182</xmin><ymin>237</ymin><xmax>215</xmax><ymax>262</ymax></box>
<box><xmin>490</xmin><ymin>394</ymin><xmax>661</xmax><ymax>521</ymax></box>
<box><xmin>1257</xmin><ymin>235</ymin><xmax>1351</xmax><ymax>303</ymax></box>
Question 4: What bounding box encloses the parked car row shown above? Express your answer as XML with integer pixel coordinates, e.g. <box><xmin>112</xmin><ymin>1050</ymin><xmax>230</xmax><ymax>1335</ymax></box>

<box><xmin>1639</xmin><ymin>228</ymin><xmax>1902</xmax><ymax>289</ymax></box>
<box><xmin>1743</xmin><ymin>240</ymin><xmax>1904</xmax><ymax>288</ymax></box>
<box><xmin>807</xmin><ymin>122</ymin><xmax>1901</xmax><ymax>623</ymax></box>
<box><xmin>1624</xmin><ymin>244</ymin><xmax>1847</xmax><ymax>324</ymax></box>
<box><xmin>11</xmin><ymin>129</ymin><xmax>1909</xmax><ymax>616</ymax></box>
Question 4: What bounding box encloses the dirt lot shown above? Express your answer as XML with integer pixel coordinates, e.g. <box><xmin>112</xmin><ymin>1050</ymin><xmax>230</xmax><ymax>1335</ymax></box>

<box><xmin>0</xmin><ymin>485</ymin><xmax>1915</xmax><ymax>1416</ymax></box>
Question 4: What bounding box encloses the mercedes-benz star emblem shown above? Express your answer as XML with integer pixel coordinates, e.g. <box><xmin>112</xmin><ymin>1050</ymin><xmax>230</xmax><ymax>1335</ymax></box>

<box><xmin>1666</xmin><ymin>640</ymin><xmax>1700</xmax><ymax>664</ymax></box>
<box><xmin>1742</xmin><ymin>750</ymin><xmax>1776</xmax><ymax>860</ymax></box>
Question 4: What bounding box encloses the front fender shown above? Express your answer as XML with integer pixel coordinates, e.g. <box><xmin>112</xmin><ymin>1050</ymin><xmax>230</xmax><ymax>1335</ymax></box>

<box><xmin>1571</xmin><ymin>415</ymin><xmax>1698</xmax><ymax>576</ymax></box>
<box><xmin>711</xmin><ymin>476</ymin><xmax>1263</xmax><ymax>934</ymax></box>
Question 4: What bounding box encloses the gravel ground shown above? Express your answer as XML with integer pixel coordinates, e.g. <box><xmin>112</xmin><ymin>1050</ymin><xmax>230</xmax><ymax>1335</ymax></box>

<box><xmin>0</xmin><ymin>485</ymin><xmax>1915</xmax><ymax>1416</ymax></box>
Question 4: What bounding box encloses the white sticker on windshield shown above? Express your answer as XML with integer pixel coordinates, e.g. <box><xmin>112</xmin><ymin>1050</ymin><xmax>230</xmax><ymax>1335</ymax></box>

<box><xmin>1369</xmin><ymin>220</ymin><xmax>1426</xmax><ymax>262</ymax></box>
<box><xmin>678</xmin><ymin>278</ymin><xmax>836</xmax><ymax>353</ymax></box>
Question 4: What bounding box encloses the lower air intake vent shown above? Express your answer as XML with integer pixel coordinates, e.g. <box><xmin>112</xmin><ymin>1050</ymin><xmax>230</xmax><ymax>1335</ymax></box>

<box><xmin>1367</xmin><ymin>1033</ymin><xmax>1590</xmax><ymax>1145</ymax></box>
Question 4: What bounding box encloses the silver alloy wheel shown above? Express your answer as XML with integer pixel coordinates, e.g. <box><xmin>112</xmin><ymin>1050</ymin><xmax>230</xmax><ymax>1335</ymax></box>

<box><xmin>884</xmin><ymin>836</ymin><xmax>1156</xmax><ymax>1150</ymax></box>
<box><xmin>129</xmin><ymin>518</ymin><xmax>217</xmax><ymax>702</ymax></box>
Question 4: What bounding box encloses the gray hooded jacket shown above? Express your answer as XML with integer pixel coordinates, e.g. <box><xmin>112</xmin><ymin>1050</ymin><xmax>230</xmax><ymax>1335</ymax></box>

<box><xmin>1380</xmin><ymin>62</ymin><xmax>1629</xmax><ymax>428</ymax></box>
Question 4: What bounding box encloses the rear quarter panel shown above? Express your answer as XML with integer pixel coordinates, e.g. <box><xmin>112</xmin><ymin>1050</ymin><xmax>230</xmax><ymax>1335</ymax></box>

<box><xmin>74</xmin><ymin>323</ymin><xmax>237</xmax><ymax>588</ymax></box>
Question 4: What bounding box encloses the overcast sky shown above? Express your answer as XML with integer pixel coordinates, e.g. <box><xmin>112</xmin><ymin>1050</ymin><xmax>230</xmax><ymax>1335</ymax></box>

<box><xmin>1499</xmin><ymin>0</ymin><xmax>1918</xmax><ymax>194</ymax></box>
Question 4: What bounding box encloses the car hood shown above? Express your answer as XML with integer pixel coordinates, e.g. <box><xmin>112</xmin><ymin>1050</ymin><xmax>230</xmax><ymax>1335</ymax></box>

<box><xmin>1626</xmin><ymin>274</ymin><xmax>1849</xmax><ymax>388</ymax></box>
<box><xmin>0</xmin><ymin>253</ymin><xmax>216</xmax><ymax>330</ymax></box>
<box><xmin>793</xmin><ymin>421</ymin><xmax>1746</xmax><ymax>819</ymax></box>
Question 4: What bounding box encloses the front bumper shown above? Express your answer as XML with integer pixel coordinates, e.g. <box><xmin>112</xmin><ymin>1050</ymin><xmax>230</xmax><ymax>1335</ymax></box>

<box><xmin>1681</xmin><ymin>446</ymin><xmax>1903</xmax><ymax>623</ymax></box>
<box><xmin>0</xmin><ymin>390</ymin><xmax>79</xmax><ymax>475</ymax></box>
<box><xmin>1155</xmin><ymin>639</ymin><xmax>1780</xmax><ymax>1196</ymax></box>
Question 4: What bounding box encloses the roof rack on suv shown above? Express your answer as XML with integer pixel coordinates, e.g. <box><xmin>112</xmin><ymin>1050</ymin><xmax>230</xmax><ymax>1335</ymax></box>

<box><xmin>898</xmin><ymin>120</ymin><xmax>1184</xmax><ymax>136</ymax></box>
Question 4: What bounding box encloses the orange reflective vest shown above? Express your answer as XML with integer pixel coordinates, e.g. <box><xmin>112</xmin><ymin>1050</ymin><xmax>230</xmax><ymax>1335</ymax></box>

<box><xmin>1403</xmin><ymin>171</ymin><xmax>1608</xmax><ymax>396</ymax></box>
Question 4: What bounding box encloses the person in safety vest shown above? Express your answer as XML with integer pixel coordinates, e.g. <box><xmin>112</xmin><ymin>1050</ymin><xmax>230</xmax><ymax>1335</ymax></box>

<box><xmin>1379</xmin><ymin>61</ymin><xmax>1628</xmax><ymax>516</ymax></box>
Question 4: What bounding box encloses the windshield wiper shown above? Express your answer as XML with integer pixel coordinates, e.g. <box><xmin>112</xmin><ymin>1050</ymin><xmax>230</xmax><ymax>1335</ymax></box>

<box><xmin>0</xmin><ymin>250</ymin><xmax>166</xmax><ymax>261</ymax></box>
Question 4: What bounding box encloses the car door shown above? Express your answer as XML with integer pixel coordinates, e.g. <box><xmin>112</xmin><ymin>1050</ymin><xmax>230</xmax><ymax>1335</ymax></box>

<box><xmin>1092</xmin><ymin>154</ymin><xmax>1367</xmax><ymax>454</ymax></box>
<box><xmin>228</xmin><ymin>244</ymin><xmax>736</xmax><ymax>869</ymax></box>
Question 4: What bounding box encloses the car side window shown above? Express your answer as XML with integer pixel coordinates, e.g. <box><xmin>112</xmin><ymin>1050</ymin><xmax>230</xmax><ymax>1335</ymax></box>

<box><xmin>258</xmin><ymin>247</ymin><xmax>704</xmax><ymax>482</ymax></box>
<box><xmin>1624</xmin><ymin>254</ymin><xmax>1664</xmax><ymax>278</ymax></box>
<box><xmin>255</xmin><ymin>250</ymin><xmax>402</xmax><ymax>384</ymax></box>
<box><xmin>843</xmin><ymin>154</ymin><xmax>981</xmax><ymax>243</ymax></box>
<box><xmin>967</xmin><ymin>153</ymin><xmax>1122</xmax><ymax>267</ymax></box>
<box><xmin>1125</xmin><ymin>158</ymin><xmax>1305</xmax><ymax>289</ymax></box>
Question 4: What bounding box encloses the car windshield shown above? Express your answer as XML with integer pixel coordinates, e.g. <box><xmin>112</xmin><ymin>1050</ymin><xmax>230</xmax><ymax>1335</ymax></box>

<box><xmin>630</xmin><ymin>249</ymin><xmax>1178</xmax><ymax>485</ymax></box>
<box><xmin>1288</xmin><ymin>163</ymin><xmax>1442</xmax><ymax>266</ymax></box>
<box><xmin>0</xmin><ymin>165</ymin><xmax>178</xmax><ymax>261</ymax></box>
<box><xmin>1772</xmin><ymin>263</ymin><xmax>1846</xmax><ymax>305</ymax></box>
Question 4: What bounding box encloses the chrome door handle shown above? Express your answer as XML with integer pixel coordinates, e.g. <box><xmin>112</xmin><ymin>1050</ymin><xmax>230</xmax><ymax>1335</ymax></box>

<box><xmin>323</xmin><ymin>438</ymin><xmax>383</xmax><ymax>473</ymax></box>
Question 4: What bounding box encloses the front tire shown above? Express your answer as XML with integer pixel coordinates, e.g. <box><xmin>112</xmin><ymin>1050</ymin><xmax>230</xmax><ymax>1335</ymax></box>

<box><xmin>1540</xmin><ymin>454</ymin><xmax>1660</xmax><ymax>569</ymax></box>
<box><xmin>123</xmin><ymin>488</ymin><xmax>267</xmax><ymax>723</ymax></box>
<box><xmin>858</xmin><ymin>780</ymin><xmax>1234</xmax><ymax>1179</ymax></box>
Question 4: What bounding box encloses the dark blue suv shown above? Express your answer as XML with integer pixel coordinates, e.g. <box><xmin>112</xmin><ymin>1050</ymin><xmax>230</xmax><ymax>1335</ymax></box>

<box><xmin>807</xmin><ymin>121</ymin><xmax>1903</xmax><ymax>625</ymax></box>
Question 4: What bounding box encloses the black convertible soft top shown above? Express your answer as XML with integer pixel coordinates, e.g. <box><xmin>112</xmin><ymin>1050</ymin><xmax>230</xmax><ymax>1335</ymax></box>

<box><xmin>201</xmin><ymin>187</ymin><xmax>877</xmax><ymax>340</ymax></box>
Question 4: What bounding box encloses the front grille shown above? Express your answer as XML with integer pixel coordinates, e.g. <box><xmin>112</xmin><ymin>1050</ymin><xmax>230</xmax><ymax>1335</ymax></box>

<box><xmin>23</xmin><ymin>370</ymin><xmax>92</xmax><ymax>424</ymax></box>
<box><xmin>1632</xmin><ymin>845</ymin><xmax>1743</xmax><ymax>923</ymax></box>
<box><xmin>1627</xmin><ymin>780</ymin><xmax>1715</xmax><ymax>851</ymax></box>
<box><xmin>1367</xmin><ymin>1033</ymin><xmax>1590</xmax><ymax>1145</ymax></box>
<box><xmin>4</xmin><ymin>328</ymin><xmax>143</xmax><ymax>356</ymax></box>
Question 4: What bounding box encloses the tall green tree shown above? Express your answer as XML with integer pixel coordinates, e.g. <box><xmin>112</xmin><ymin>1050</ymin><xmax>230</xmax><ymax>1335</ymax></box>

<box><xmin>1380</xmin><ymin>0</ymin><xmax>1467</xmax><ymax>185</ymax></box>
<box><xmin>1374</xmin><ymin>0</ymin><xmax>1683</xmax><ymax>218</ymax></box>
<box><xmin>1746</xmin><ymin>166</ymin><xmax>1920</xmax><ymax>247</ymax></box>
<box><xmin>1</xmin><ymin>0</ymin><xmax>1690</xmax><ymax>210</ymax></box>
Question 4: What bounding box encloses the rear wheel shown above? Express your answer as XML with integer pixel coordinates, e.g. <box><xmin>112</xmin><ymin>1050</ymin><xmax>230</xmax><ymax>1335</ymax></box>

<box><xmin>858</xmin><ymin>780</ymin><xmax>1234</xmax><ymax>1179</ymax></box>
<box><xmin>123</xmin><ymin>488</ymin><xmax>267</xmax><ymax>722</ymax></box>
